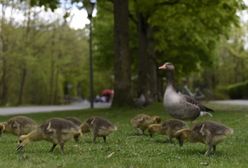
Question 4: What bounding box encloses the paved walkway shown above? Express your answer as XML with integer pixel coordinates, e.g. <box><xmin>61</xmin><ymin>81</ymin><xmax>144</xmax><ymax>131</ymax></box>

<box><xmin>0</xmin><ymin>100</ymin><xmax>111</xmax><ymax>116</ymax></box>
<box><xmin>209</xmin><ymin>100</ymin><xmax>248</xmax><ymax>106</ymax></box>
<box><xmin>0</xmin><ymin>100</ymin><xmax>247</xmax><ymax>116</ymax></box>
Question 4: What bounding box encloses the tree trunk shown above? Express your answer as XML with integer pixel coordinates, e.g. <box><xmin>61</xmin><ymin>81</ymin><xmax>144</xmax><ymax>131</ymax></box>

<box><xmin>18</xmin><ymin>67</ymin><xmax>27</xmax><ymax>105</ymax></box>
<box><xmin>49</xmin><ymin>29</ymin><xmax>56</xmax><ymax>105</ymax></box>
<box><xmin>146</xmin><ymin>27</ymin><xmax>159</xmax><ymax>102</ymax></box>
<box><xmin>0</xmin><ymin>2</ymin><xmax>8</xmax><ymax>105</ymax></box>
<box><xmin>112</xmin><ymin>0</ymin><xmax>133</xmax><ymax>107</ymax></box>
<box><xmin>0</xmin><ymin>57</ymin><xmax>8</xmax><ymax>105</ymax></box>
<box><xmin>18</xmin><ymin>4</ymin><xmax>32</xmax><ymax>105</ymax></box>
<box><xmin>137</xmin><ymin>13</ymin><xmax>149</xmax><ymax>97</ymax></box>
<box><xmin>53</xmin><ymin>68</ymin><xmax>59</xmax><ymax>104</ymax></box>
<box><xmin>49</xmin><ymin>58</ymin><xmax>55</xmax><ymax>104</ymax></box>
<box><xmin>136</xmin><ymin>13</ymin><xmax>158</xmax><ymax>104</ymax></box>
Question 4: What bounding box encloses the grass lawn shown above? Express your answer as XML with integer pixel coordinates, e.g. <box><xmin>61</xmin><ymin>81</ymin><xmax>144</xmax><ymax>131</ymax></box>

<box><xmin>0</xmin><ymin>102</ymin><xmax>247</xmax><ymax>168</ymax></box>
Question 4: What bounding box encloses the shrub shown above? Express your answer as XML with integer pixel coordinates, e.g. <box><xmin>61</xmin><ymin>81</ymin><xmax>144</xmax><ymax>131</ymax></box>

<box><xmin>227</xmin><ymin>81</ymin><xmax>248</xmax><ymax>99</ymax></box>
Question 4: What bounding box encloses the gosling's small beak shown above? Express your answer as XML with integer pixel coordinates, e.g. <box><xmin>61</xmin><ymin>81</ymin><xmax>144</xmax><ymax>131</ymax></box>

<box><xmin>158</xmin><ymin>64</ymin><xmax>166</xmax><ymax>70</ymax></box>
<box><xmin>16</xmin><ymin>144</ymin><xmax>24</xmax><ymax>151</ymax></box>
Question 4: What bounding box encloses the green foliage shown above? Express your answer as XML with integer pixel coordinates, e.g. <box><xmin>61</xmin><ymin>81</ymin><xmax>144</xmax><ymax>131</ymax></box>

<box><xmin>0</xmin><ymin>15</ymin><xmax>89</xmax><ymax>105</ymax></box>
<box><xmin>93</xmin><ymin>0</ymin><xmax>114</xmax><ymax>72</ymax></box>
<box><xmin>206</xmin><ymin>24</ymin><xmax>248</xmax><ymax>95</ymax></box>
<box><xmin>94</xmin><ymin>0</ymin><xmax>245</xmax><ymax>83</ymax></box>
<box><xmin>151</xmin><ymin>0</ymin><xmax>243</xmax><ymax>75</ymax></box>
<box><xmin>0</xmin><ymin>103</ymin><xmax>247</xmax><ymax>167</ymax></box>
<box><xmin>21</xmin><ymin>0</ymin><xmax>60</xmax><ymax>10</ymax></box>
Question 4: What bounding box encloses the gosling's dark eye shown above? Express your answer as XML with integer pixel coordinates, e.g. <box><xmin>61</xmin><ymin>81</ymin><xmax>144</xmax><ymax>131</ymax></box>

<box><xmin>19</xmin><ymin>140</ymin><xmax>22</xmax><ymax>143</ymax></box>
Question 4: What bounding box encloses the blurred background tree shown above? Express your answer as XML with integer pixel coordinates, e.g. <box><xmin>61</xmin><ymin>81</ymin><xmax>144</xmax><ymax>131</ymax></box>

<box><xmin>0</xmin><ymin>0</ymin><xmax>89</xmax><ymax>105</ymax></box>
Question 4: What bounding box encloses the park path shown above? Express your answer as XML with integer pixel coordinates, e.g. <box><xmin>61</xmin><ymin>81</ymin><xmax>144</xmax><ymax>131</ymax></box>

<box><xmin>0</xmin><ymin>100</ymin><xmax>111</xmax><ymax>116</ymax></box>
<box><xmin>0</xmin><ymin>100</ymin><xmax>247</xmax><ymax>116</ymax></box>
<box><xmin>209</xmin><ymin>100</ymin><xmax>248</xmax><ymax>106</ymax></box>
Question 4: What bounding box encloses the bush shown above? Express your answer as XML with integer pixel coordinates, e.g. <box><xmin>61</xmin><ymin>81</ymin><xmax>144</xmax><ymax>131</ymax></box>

<box><xmin>211</xmin><ymin>87</ymin><xmax>229</xmax><ymax>100</ymax></box>
<box><xmin>227</xmin><ymin>81</ymin><xmax>248</xmax><ymax>99</ymax></box>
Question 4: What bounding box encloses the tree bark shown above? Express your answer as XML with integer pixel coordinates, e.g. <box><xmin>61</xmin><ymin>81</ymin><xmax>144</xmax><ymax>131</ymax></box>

<box><xmin>137</xmin><ymin>13</ymin><xmax>148</xmax><ymax>97</ymax></box>
<box><xmin>112</xmin><ymin>0</ymin><xmax>133</xmax><ymax>107</ymax></box>
<box><xmin>136</xmin><ymin>13</ymin><xmax>158</xmax><ymax>104</ymax></box>
<box><xmin>0</xmin><ymin>3</ymin><xmax>8</xmax><ymax>105</ymax></box>
<box><xmin>18</xmin><ymin>67</ymin><xmax>27</xmax><ymax>105</ymax></box>
<box><xmin>18</xmin><ymin>4</ymin><xmax>32</xmax><ymax>105</ymax></box>
<box><xmin>0</xmin><ymin>57</ymin><xmax>8</xmax><ymax>105</ymax></box>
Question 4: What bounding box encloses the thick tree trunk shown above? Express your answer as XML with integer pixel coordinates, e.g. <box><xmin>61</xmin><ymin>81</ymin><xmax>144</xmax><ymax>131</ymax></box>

<box><xmin>147</xmin><ymin>27</ymin><xmax>159</xmax><ymax>102</ymax></box>
<box><xmin>136</xmin><ymin>13</ymin><xmax>158</xmax><ymax>104</ymax></box>
<box><xmin>137</xmin><ymin>13</ymin><xmax>148</xmax><ymax>97</ymax></box>
<box><xmin>0</xmin><ymin>57</ymin><xmax>8</xmax><ymax>105</ymax></box>
<box><xmin>0</xmin><ymin>3</ymin><xmax>8</xmax><ymax>105</ymax></box>
<box><xmin>112</xmin><ymin>0</ymin><xmax>133</xmax><ymax>107</ymax></box>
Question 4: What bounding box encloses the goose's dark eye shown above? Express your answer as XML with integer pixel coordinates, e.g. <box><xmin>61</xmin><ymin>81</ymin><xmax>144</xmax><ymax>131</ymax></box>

<box><xmin>19</xmin><ymin>140</ymin><xmax>22</xmax><ymax>143</ymax></box>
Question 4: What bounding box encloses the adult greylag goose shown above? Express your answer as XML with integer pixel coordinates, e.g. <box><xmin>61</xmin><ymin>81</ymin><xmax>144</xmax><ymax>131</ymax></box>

<box><xmin>159</xmin><ymin>62</ymin><xmax>213</xmax><ymax>121</ymax></box>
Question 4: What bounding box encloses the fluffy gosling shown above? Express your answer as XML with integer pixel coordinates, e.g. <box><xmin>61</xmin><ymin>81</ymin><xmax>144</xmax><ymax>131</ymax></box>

<box><xmin>130</xmin><ymin>114</ymin><xmax>161</xmax><ymax>135</ymax></box>
<box><xmin>148</xmin><ymin>119</ymin><xmax>188</xmax><ymax>146</ymax></box>
<box><xmin>64</xmin><ymin>117</ymin><xmax>82</xmax><ymax>142</ymax></box>
<box><xmin>0</xmin><ymin>116</ymin><xmax>37</xmax><ymax>137</ymax></box>
<box><xmin>17</xmin><ymin>118</ymin><xmax>81</xmax><ymax>154</ymax></box>
<box><xmin>175</xmin><ymin>120</ymin><xmax>233</xmax><ymax>156</ymax></box>
<box><xmin>85</xmin><ymin>116</ymin><xmax>117</xmax><ymax>143</ymax></box>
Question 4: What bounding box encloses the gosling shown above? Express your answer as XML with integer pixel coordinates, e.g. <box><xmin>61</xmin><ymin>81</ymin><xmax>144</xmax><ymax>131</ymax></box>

<box><xmin>17</xmin><ymin>118</ymin><xmax>81</xmax><ymax>154</ymax></box>
<box><xmin>65</xmin><ymin>117</ymin><xmax>81</xmax><ymax>126</ymax></box>
<box><xmin>80</xmin><ymin>121</ymin><xmax>91</xmax><ymax>134</ymax></box>
<box><xmin>175</xmin><ymin>120</ymin><xmax>234</xmax><ymax>156</ymax></box>
<box><xmin>130</xmin><ymin>114</ymin><xmax>161</xmax><ymax>134</ymax></box>
<box><xmin>64</xmin><ymin>117</ymin><xmax>82</xmax><ymax>142</ymax></box>
<box><xmin>85</xmin><ymin>116</ymin><xmax>117</xmax><ymax>143</ymax></box>
<box><xmin>148</xmin><ymin>119</ymin><xmax>188</xmax><ymax>146</ymax></box>
<box><xmin>0</xmin><ymin>116</ymin><xmax>37</xmax><ymax>137</ymax></box>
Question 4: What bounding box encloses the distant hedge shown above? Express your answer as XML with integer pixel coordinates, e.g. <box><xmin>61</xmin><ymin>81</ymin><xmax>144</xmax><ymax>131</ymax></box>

<box><xmin>227</xmin><ymin>81</ymin><xmax>248</xmax><ymax>99</ymax></box>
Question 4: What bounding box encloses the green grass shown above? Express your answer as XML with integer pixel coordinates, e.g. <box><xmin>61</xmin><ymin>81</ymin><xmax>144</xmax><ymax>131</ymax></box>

<box><xmin>0</xmin><ymin>102</ymin><xmax>247</xmax><ymax>168</ymax></box>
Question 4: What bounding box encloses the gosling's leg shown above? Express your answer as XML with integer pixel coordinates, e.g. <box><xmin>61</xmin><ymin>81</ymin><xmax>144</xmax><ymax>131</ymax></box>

<box><xmin>213</xmin><ymin>145</ymin><xmax>216</xmax><ymax>152</ymax></box>
<box><xmin>49</xmin><ymin>144</ymin><xmax>57</xmax><ymax>152</ymax></box>
<box><xmin>136</xmin><ymin>128</ymin><xmax>143</xmax><ymax>135</ymax></box>
<box><xmin>74</xmin><ymin>134</ymin><xmax>80</xmax><ymax>143</ymax></box>
<box><xmin>59</xmin><ymin>143</ymin><xmax>65</xmax><ymax>154</ymax></box>
<box><xmin>103</xmin><ymin>136</ymin><xmax>106</xmax><ymax>143</ymax></box>
<box><xmin>93</xmin><ymin>135</ymin><xmax>97</xmax><ymax>143</ymax></box>
<box><xmin>169</xmin><ymin>137</ymin><xmax>173</xmax><ymax>144</ymax></box>
<box><xmin>177</xmin><ymin>136</ymin><xmax>184</xmax><ymax>147</ymax></box>
<box><xmin>142</xmin><ymin>129</ymin><xmax>145</xmax><ymax>135</ymax></box>
<box><xmin>205</xmin><ymin>144</ymin><xmax>213</xmax><ymax>156</ymax></box>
